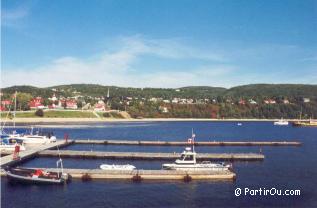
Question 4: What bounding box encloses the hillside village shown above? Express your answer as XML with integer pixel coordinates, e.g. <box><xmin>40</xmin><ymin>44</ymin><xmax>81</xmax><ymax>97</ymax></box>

<box><xmin>1</xmin><ymin>84</ymin><xmax>316</xmax><ymax>119</ymax></box>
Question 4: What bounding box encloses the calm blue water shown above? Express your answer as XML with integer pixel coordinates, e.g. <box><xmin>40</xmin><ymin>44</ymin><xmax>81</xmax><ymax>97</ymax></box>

<box><xmin>2</xmin><ymin>121</ymin><xmax>317</xmax><ymax>207</ymax></box>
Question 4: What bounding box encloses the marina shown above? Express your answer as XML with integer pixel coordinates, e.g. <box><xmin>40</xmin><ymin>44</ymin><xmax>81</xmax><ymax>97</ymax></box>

<box><xmin>1</xmin><ymin>121</ymin><xmax>315</xmax><ymax>207</ymax></box>
<box><xmin>2</xmin><ymin>0</ymin><xmax>317</xmax><ymax>206</ymax></box>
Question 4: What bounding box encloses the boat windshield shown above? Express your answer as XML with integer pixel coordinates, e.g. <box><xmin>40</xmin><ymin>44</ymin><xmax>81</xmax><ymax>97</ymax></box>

<box><xmin>38</xmin><ymin>132</ymin><xmax>54</xmax><ymax>138</ymax></box>
<box><xmin>181</xmin><ymin>154</ymin><xmax>194</xmax><ymax>161</ymax></box>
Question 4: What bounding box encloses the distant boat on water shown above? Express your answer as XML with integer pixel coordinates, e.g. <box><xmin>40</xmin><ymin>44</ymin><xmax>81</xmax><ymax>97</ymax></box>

<box><xmin>274</xmin><ymin>118</ymin><xmax>289</xmax><ymax>126</ymax></box>
<box><xmin>291</xmin><ymin>108</ymin><xmax>317</xmax><ymax>127</ymax></box>
<box><xmin>292</xmin><ymin>118</ymin><xmax>317</xmax><ymax>127</ymax></box>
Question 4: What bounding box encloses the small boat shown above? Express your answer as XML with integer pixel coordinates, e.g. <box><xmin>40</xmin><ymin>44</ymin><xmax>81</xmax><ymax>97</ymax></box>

<box><xmin>274</xmin><ymin>118</ymin><xmax>289</xmax><ymax>126</ymax></box>
<box><xmin>291</xmin><ymin>109</ymin><xmax>317</xmax><ymax>127</ymax></box>
<box><xmin>5</xmin><ymin>159</ymin><xmax>68</xmax><ymax>184</ymax></box>
<box><xmin>292</xmin><ymin>119</ymin><xmax>317</xmax><ymax>127</ymax></box>
<box><xmin>162</xmin><ymin>131</ymin><xmax>231</xmax><ymax>171</ymax></box>
<box><xmin>100</xmin><ymin>164</ymin><xmax>136</xmax><ymax>171</ymax></box>
<box><xmin>237</xmin><ymin>123</ymin><xmax>242</xmax><ymax>126</ymax></box>
<box><xmin>6</xmin><ymin>167</ymin><xmax>69</xmax><ymax>184</ymax></box>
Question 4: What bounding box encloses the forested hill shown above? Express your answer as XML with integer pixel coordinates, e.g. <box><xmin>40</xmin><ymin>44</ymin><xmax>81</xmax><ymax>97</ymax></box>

<box><xmin>1</xmin><ymin>84</ymin><xmax>317</xmax><ymax>100</ymax></box>
<box><xmin>1</xmin><ymin>84</ymin><xmax>317</xmax><ymax>99</ymax></box>
<box><xmin>225</xmin><ymin>84</ymin><xmax>317</xmax><ymax>98</ymax></box>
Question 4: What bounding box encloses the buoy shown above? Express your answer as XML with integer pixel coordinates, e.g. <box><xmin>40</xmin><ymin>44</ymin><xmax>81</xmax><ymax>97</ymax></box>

<box><xmin>81</xmin><ymin>173</ymin><xmax>92</xmax><ymax>182</ymax></box>
<box><xmin>132</xmin><ymin>174</ymin><xmax>142</xmax><ymax>182</ymax></box>
<box><xmin>183</xmin><ymin>174</ymin><xmax>192</xmax><ymax>182</ymax></box>
<box><xmin>13</xmin><ymin>144</ymin><xmax>21</xmax><ymax>160</ymax></box>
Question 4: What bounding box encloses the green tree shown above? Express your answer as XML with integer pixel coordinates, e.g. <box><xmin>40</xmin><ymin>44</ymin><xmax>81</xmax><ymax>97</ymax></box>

<box><xmin>16</xmin><ymin>93</ymin><xmax>32</xmax><ymax>111</ymax></box>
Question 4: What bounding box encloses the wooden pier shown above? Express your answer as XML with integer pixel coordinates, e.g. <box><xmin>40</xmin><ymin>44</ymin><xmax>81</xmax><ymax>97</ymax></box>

<box><xmin>0</xmin><ymin>140</ymin><xmax>73</xmax><ymax>168</ymax></box>
<box><xmin>1</xmin><ymin>168</ymin><xmax>236</xmax><ymax>181</ymax></box>
<box><xmin>1</xmin><ymin>150</ymin><xmax>13</xmax><ymax>156</ymax></box>
<box><xmin>38</xmin><ymin>150</ymin><xmax>264</xmax><ymax>161</ymax></box>
<box><xmin>74</xmin><ymin>139</ymin><xmax>301</xmax><ymax>146</ymax></box>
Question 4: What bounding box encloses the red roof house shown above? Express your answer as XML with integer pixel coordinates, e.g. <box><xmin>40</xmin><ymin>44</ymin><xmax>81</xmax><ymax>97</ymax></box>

<box><xmin>238</xmin><ymin>99</ymin><xmax>246</xmax><ymax>105</ymax></box>
<box><xmin>1</xmin><ymin>100</ymin><xmax>12</xmax><ymax>106</ymax></box>
<box><xmin>29</xmin><ymin>97</ymin><xmax>45</xmax><ymax>109</ymax></box>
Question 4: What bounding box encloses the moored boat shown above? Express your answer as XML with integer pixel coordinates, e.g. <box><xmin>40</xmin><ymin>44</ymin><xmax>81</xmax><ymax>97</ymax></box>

<box><xmin>100</xmin><ymin>164</ymin><xmax>136</xmax><ymax>171</ymax></box>
<box><xmin>10</xmin><ymin>128</ymin><xmax>57</xmax><ymax>144</ymax></box>
<box><xmin>6</xmin><ymin>167</ymin><xmax>69</xmax><ymax>184</ymax></box>
<box><xmin>0</xmin><ymin>137</ymin><xmax>26</xmax><ymax>152</ymax></box>
<box><xmin>162</xmin><ymin>147</ymin><xmax>231</xmax><ymax>171</ymax></box>
<box><xmin>162</xmin><ymin>132</ymin><xmax>231</xmax><ymax>171</ymax></box>
<box><xmin>5</xmin><ymin>159</ymin><xmax>68</xmax><ymax>184</ymax></box>
<box><xmin>292</xmin><ymin>119</ymin><xmax>317</xmax><ymax>127</ymax></box>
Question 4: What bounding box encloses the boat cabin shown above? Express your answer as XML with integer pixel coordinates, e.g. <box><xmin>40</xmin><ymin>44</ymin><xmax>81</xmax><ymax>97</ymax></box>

<box><xmin>1</xmin><ymin>137</ymin><xmax>24</xmax><ymax>145</ymax></box>
<box><xmin>175</xmin><ymin>147</ymin><xmax>197</xmax><ymax>164</ymax></box>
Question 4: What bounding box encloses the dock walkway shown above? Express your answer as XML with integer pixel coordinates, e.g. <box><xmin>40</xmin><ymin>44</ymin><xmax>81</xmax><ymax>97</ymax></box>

<box><xmin>39</xmin><ymin>150</ymin><xmax>264</xmax><ymax>161</ymax></box>
<box><xmin>0</xmin><ymin>140</ymin><xmax>73</xmax><ymax>167</ymax></box>
<box><xmin>74</xmin><ymin>139</ymin><xmax>301</xmax><ymax>146</ymax></box>
<box><xmin>0</xmin><ymin>168</ymin><xmax>235</xmax><ymax>181</ymax></box>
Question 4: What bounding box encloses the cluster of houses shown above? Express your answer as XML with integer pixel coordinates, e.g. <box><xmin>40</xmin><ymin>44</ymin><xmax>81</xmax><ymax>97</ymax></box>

<box><xmin>0</xmin><ymin>90</ymin><xmax>312</xmax><ymax>112</ymax></box>
<box><xmin>0</xmin><ymin>93</ymin><xmax>110</xmax><ymax>112</ymax></box>
<box><xmin>147</xmin><ymin>97</ymin><xmax>311</xmax><ymax>105</ymax></box>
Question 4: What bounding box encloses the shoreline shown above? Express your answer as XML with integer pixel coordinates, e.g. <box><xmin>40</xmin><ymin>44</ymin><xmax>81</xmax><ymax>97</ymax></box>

<box><xmin>0</xmin><ymin>117</ymin><xmax>302</xmax><ymax>124</ymax></box>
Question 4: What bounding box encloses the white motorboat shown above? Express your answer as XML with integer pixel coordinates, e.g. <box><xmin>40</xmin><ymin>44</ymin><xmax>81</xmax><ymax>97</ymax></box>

<box><xmin>100</xmin><ymin>164</ymin><xmax>136</xmax><ymax>171</ymax></box>
<box><xmin>162</xmin><ymin>131</ymin><xmax>231</xmax><ymax>171</ymax></box>
<box><xmin>274</xmin><ymin>118</ymin><xmax>289</xmax><ymax>126</ymax></box>
<box><xmin>10</xmin><ymin>128</ymin><xmax>56</xmax><ymax>144</ymax></box>
<box><xmin>162</xmin><ymin>147</ymin><xmax>231</xmax><ymax>171</ymax></box>
<box><xmin>11</xmin><ymin>134</ymin><xmax>56</xmax><ymax>144</ymax></box>
<box><xmin>0</xmin><ymin>137</ymin><xmax>26</xmax><ymax>152</ymax></box>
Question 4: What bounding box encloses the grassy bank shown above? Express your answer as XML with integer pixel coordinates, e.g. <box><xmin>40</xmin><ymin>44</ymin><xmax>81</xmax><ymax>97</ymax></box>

<box><xmin>1</xmin><ymin>110</ymin><xmax>97</xmax><ymax>118</ymax></box>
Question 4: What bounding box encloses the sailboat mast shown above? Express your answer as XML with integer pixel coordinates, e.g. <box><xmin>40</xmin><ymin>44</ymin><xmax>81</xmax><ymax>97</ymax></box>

<box><xmin>191</xmin><ymin>128</ymin><xmax>195</xmax><ymax>153</ymax></box>
<box><xmin>14</xmin><ymin>91</ymin><xmax>17</xmax><ymax>129</ymax></box>
<box><xmin>300</xmin><ymin>106</ymin><xmax>302</xmax><ymax>121</ymax></box>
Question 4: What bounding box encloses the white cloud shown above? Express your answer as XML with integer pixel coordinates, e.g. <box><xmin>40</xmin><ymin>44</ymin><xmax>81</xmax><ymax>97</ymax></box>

<box><xmin>1</xmin><ymin>6</ymin><xmax>29</xmax><ymax>28</ymax></box>
<box><xmin>1</xmin><ymin>36</ymin><xmax>235</xmax><ymax>88</ymax></box>
<box><xmin>300</xmin><ymin>55</ymin><xmax>317</xmax><ymax>62</ymax></box>
<box><xmin>117</xmin><ymin>35</ymin><xmax>226</xmax><ymax>61</ymax></box>
<box><xmin>2</xmin><ymin>35</ymin><xmax>316</xmax><ymax>88</ymax></box>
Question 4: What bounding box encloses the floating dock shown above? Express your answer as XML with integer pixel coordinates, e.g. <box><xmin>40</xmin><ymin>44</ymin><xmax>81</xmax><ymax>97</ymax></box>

<box><xmin>0</xmin><ymin>140</ymin><xmax>73</xmax><ymax>168</ymax></box>
<box><xmin>38</xmin><ymin>150</ymin><xmax>264</xmax><ymax>161</ymax></box>
<box><xmin>74</xmin><ymin>139</ymin><xmax>301</xmax><ymax>146</ymax></box>
<box><xmin>1</xmin><ymin>168</ymin><xmax>236</xmax><ymax>181</ymax></box>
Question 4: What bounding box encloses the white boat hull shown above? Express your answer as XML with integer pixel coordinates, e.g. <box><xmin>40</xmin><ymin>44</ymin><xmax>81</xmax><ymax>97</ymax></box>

<box><xmin>0</xmin><ymin>144</ymin><xmax>26</xmax><ymax>151</ymax></box>
<box><xmin>274</xmin><ymin>121</ymin><xmax>289</xmax><ymax>126</ymax></box>
<box><xmin>162</xmin><ymin>163</ymin><xmax>230</xmax><ymax>171</ymax></box>
<box><xmin>100</xmin><ymin>164</ymin><xmax>136</xmax><ymax>171</ymax></box>
<box><xmin>10</xmin><ymin>135</ymin><xmax>56</xmax><ymax>144</ymax></box>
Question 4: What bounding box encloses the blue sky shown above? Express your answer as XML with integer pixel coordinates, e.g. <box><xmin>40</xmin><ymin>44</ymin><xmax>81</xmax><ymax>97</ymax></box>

<box><xmin>1</xmin><ymin>0</ymin><xmax>317</xmax><ymax>88</ymax></box>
